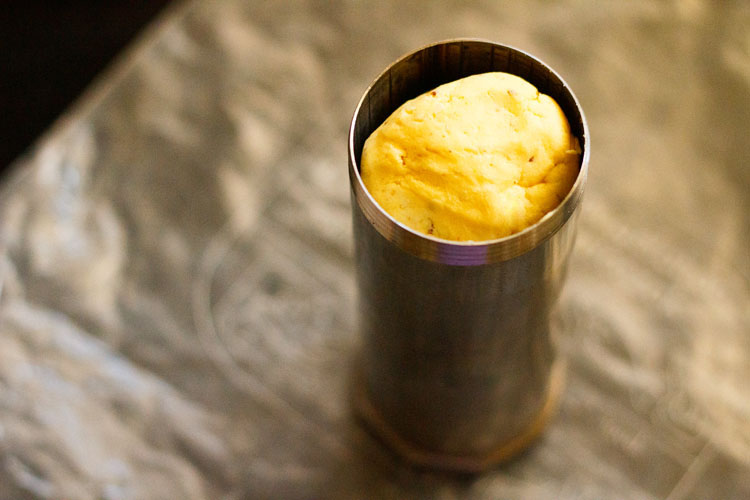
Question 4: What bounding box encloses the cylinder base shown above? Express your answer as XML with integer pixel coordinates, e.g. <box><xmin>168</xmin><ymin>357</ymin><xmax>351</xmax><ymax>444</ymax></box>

<box><xmin>353</xmin><ymin>360</ymin><xmax>566</xmax><ymax>474</ymax></box>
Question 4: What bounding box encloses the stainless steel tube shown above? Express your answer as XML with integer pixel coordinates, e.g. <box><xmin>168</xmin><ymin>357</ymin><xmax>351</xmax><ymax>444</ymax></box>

<box><xmin>348</xmin><ymin>39</ymin><xmax>590</xmax><ymax>473</ymax></box>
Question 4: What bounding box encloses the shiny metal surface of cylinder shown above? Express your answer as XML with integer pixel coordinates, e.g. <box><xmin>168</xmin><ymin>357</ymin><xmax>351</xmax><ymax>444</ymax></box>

<box><xmin>348</xmin><ymin>39</ymin><xmax>589</xmax><ymax>473</ymax></box>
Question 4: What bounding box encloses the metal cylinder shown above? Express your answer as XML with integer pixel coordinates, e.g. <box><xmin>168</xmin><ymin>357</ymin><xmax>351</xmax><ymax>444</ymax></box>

<box><xmin>348</xmin><ymin>39</ymin><xmax>589</xmax><ymax>473</ymax></box>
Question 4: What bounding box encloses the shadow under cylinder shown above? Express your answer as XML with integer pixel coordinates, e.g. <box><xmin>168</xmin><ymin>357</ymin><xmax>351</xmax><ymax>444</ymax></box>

<box><xmin>348</xmin><ymin>39</ymin><xmax>590</xmax><ymax>473</ymax></box>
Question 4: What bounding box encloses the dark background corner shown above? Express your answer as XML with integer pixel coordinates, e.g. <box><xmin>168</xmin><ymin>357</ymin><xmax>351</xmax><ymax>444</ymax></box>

<box><xmin>1</xmin><ymin>1</ymin><xmax>173</xmax><ymax>171</ymax></box>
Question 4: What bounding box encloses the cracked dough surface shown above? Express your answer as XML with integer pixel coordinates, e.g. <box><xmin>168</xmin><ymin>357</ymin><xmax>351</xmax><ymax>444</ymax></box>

<box><xmin>361</xmin><ymin>71</ymin><xmax>581</xmax><ymax>242</ymax></box>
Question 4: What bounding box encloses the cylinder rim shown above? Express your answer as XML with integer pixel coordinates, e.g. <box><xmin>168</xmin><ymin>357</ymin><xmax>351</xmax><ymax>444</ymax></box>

<box><xmin>348</xmin><ymin>38</ymin><xmax>590</xmax><ymax>265</ymax></box>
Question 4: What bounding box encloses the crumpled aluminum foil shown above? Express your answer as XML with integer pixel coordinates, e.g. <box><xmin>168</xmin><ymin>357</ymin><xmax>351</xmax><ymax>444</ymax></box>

<box><xmin>0</xmin><ymin>0</ymin><xmax>748</xmax><ymax>498</ymax></box>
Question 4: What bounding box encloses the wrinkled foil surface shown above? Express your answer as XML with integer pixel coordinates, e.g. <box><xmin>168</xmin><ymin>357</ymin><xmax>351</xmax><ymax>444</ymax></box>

<box><xmin>0</xmin><ymin>1</ymin><xmax>748</xmax><ymax>498</ymax></box>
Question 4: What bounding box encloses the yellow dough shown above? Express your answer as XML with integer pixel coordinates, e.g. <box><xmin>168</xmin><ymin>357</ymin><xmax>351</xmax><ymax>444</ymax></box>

<box><xmin>361</xmin><ymin>72</ymin><xmax>581</xmax><ymax>242</ymax></box>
